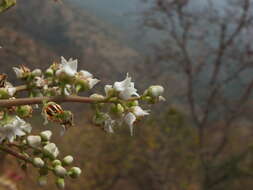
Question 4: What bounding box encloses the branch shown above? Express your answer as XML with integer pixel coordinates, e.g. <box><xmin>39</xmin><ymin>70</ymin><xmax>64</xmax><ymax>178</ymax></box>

<box><xmin>0</xmin><ymin>95</ymin><xmax>139</xmax><ymax>108</ymax></box>
<box><xmin>0</xmin><ymin>145</ymin><xmax>31</xmax><ymax>163</ymax></box>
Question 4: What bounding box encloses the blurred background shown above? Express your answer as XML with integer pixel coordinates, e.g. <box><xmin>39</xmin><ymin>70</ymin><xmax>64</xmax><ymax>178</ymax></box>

<box><xmin>0</xmin><ymin>0</ymin><xmax>253</xmax><ymax>189</ymax></box>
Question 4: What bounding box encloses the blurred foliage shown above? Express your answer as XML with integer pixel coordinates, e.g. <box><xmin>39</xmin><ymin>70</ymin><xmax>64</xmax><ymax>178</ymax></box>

<box><xmin>0</xmin><ymin>0</ymin><xmax>16</xmax><ymax>13</ymax></box>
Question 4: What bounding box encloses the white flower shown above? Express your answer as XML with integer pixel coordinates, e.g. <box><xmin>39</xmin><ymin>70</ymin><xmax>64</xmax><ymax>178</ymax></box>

<box><xmin>63</xmin><ymin>84</ymin><xmax>72</xmax><ymax>96</ymax></box>
<box><xmin>124</xmin><ymin>112</ymin><xmax>136</xmax><ymax>136</ymax></box>
<box><xmin>27</xmin><ymin>135</ymin><xmax>41</xmax><ymax>148</ymax></box>
<box><xmin>104</xmin><ymin>116</ymin><xmax>115</xmax><ymax>133</ymax></box>
<box><xmin>6</xmin><ymin>87</ymin><xmax>16</xmax><ymax>96</ymax></box>
<box><xmin>43</xmin><ymin>143</ymin><xmax>59</xmax><ymax>158</ymax></box>
<box><xmin>79</xmin><ymin>70</ymin><xmax>93</xmax><ymax>78</ymax></box>
<box><xmin>13</xmin><ymin>65</ymin><xmax>30</xmax><ymax>79</ymax></box>
<box><xmin>0</xmin><ymin>116</ymin><xmax>31</xmax><ymax>143</ymax></box>
<box><xmin>131</xmin><ymin>106</ymin><xmax>149</xmax><ymax>117</ymax></box>
<box><xmin>56</xmin><ymin>56</ymin><xmax>78</xmax><ymax>77</ymax></box>
<box><xmin>113</xmin><ymin>74</ymin><xmax>139</xmax><ymax>100</ymax></box>
<box><xmin>124</xmin><ymin>106</ymin><xmax>149</xmax><ymax>136</ymax></box>
<box><xmin>104</xmin><ymin>85</ymin><xmax>114</xmax><ymax>97</ymax></box>
<box><xmin>13</xmin><ymin>67</ymin><xmax>23</xmax><ymax>78</ymax></box>
<box><xmin>87</xmin><ymin>78</ymin><xmax>100</xmax><ymax>89</ymax></box>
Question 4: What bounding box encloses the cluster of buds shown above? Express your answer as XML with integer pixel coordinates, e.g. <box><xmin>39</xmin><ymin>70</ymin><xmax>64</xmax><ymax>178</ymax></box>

<box><xmin>0</xmin><ymin>56</ymin><xmax>164</xmax><ymax>187</ymax></box>
<box><xmin>26</xmin><ymin>131</ymin><xmax>81</xmax><ymax>189</ymax></box>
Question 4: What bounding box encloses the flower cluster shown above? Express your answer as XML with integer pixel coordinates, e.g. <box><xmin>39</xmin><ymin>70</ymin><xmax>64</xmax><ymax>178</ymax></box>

<box><xmin>0</xmin><ymin>56</ymin><xmax>164</xmax><ymax>188</ymax></box>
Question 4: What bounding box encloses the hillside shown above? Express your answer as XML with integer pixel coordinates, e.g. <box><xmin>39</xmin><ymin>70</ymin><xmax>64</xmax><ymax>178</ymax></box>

<box><xmin>0</xmin><ymin>0</ymin><xmax>144</xmax><ymax>84</ymax></box>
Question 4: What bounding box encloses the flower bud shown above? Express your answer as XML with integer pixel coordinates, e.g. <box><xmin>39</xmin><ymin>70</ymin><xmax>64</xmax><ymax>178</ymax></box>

<box><xmin>63</xmin><ymin>155</ymin><xmax>74</xmax><ymax>166</ymax></box>
<box><xmin>45</xmin><ymin>68</ymin><xmax>54</xmax><ymax>77</ymax></box>
<box><xmin>56</xmin><ymin>178</ymin><xmax>65</xmax><ymax>189</ymax></box>
<box><xmin>17</xmin><ymin>105</ymin><xmax>33</xmax><ymax>118</ymax></box>
<box><xmin>40</xmin><ymin>130</ymin><xmax>52</xmax><ymax>141</ymax></box>
<box><xmin>147</xmin><ymin>85</ymin><xmax>164</xmax><ymax>97</ymax></box>
<box><xmin>43</xmin><ymin>143</ymin><xmax>59</xmax><ymax>159</ymax></box>
<box><xmin>38</xmin><ymin>176</ymin><xmax>47</xmax><ymax>186</ymax></box>
<box><xmin>33</xmin><ymin>157</ymin><xmax>45</xmax><ymax>168</ymax></box>
<box><xmin>68</xmin><ymin>167</ymin><xmax>82</xmax><ymax>178</ymax></box>
<box><xmin>27</xmin><ymin>135</ymin><xmax>41</xmax><ymax>148</ymax></box>
<box><xmin>32</xmin><ymin>69</ymin><xmax>42</xmax><ymax>76</ymax></box>
<box><xmin>0</xmin><ymin>88</ymin><xmax>10</xmax><ymax>99</ymax></box>
<box><xmin>104</xmin><ymin>85</ymin><xmax>115</xmax><ymax>97</ymax></box>
<box><xmin>89</xmin><ymin>94</ymin><xmax>105</xmax><ymax>101</ymax></box>
<box><xmin>52</xmin><ymin>160</ymin><xmax>62</xmax><ymax>167</ymax></box>
<box><xmin>54</xmin><ymin>165</ymin><xmax>67</xmax><ymax>177</ymax></box>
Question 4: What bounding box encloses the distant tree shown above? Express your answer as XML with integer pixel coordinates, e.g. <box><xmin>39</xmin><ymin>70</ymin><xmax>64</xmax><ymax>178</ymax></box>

<box><xmin>140</xmin><ymin>0</ymin><xmax>253</xmax><ymax>189</ymax></box>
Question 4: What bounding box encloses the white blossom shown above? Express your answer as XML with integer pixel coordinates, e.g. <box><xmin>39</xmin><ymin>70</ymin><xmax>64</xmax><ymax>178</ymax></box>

<box><xmin>43</xmin><ymin>143</ymin><xmax>59</xmax><ymax>158</ymax></box>
<box><xmin>104</xmin><ymin>85</ymin><xmax>114</xmax><ymax>97</ymax></box>
<box><xmin>113</xmin><ymin>74</ymin><xmax>139</xmax><ymax>100</ymax></box>
<box><xmin>56</xmin><ymin>56</ymin><xmax>78</xmax><ymax>77</ymax></box>
<box><xmin>13</xmin><ymin>67</ymin><xmax>23</xmax><ymax>78</ymax></box>
<box><xmin>131</xmin><ymin>106</ymin><xmax>149</xmax><ymax>117</ymax></box>
<box><xmin>104</xmin><ymin>116</ymin><xmax>115</xmax><ymax>133</ymax></box>
<box><xmin>124</xmin><ymin>112</ymin><xmax>136</xmax><ymax>136</ymax></box>
<box><xmin>79</xmin><ymin>70</ymin><xmax>93</xmax><ymax>78</ymax></box>
<box><xmin>63</xmin><ymin>84</ymin><xmax>72</xmax><ymax>96</ymax></box>
<box><xmin>0</xmin><ymin>116</ymin><xmax>31</xmax><ymax>143</ymax></box>
<box><xmin>6</xmin><ymin>87</ymin><xmax>16</xmax><ymax>96</ymax></box>
<box><xmin>87</xmin><ymin>78</ymin><xmax>100</xmax><ymax>89</ymax></box>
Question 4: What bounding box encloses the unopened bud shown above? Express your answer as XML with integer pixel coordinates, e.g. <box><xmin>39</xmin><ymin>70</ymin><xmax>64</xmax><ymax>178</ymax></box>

<box><xmin>32</xmin><ymin>69</ymin><xmax>42</xmax><ymax>76</ymax></box>
<box><xmin>54</xmin><ymin>165</ymin><xmax>67</xmax><ymax>177</ymax></box>
<box><xmin>38</xmin><ymin>176</ymin><xmax>47</xmax><ymax>186</ymax></box>
<box><xmin>63</xmin><ymin>155</ymin><xmax>74</xmax><ymax>166</ymax></box>
<box><xmin>27</xmin><ymin>135</ymin><xmax>41</xmax><ymax>148</ymax></box>
<box><xmin>68</xmin><ymin>167</ymin><xmax>82</xmax><ymax>178</ymax></box>
<box><xmin>40</xmin><ymin>130</ymin><xmax>52</xmax><ymax>141</ymax></box>
<box><xmin>33</xmin><ymin>157</ymin><xmax>45</xmax><ymax>168</ymax></box>
<box><xmin>56</xmin><ymin>178</ymin><xmax>65</xmax><ymax>189</ymax></box>
<box><xmin>147</xmin><ymin>85</ymin><xmax>164</xmax><ymax>97</ymax></box>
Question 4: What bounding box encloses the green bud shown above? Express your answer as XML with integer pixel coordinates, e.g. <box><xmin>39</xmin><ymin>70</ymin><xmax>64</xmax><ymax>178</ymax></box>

<box><xmin>45</xmin><ymin>68</ymin><xmax>54</xmax><ymax>77</ymax></box>
<box><xmin>16</xmin><ymin>105</ymin><xmax>33</xmax><ymax>118</ymax></box>
<box><xmin>68</xmin><ymin>167</ymin><xmax>82</xmax><ymax>178</ymax></box>
<box><xmin>56</xmin><ymin>178</ymin><xmax>65</xmax><ymax>189</ymax></box>
<box><xmin>89</xmin><ymin>94</ymin><xmax>105</xmax><ymax>101</ymax></box>
<box><xmin>38</xmin><ymin>175</ymin><xmax>47</xmax><ymax>186</ymax></box>
<box><xmin>52</xmin><ymin>160</ymin><xmax>62</xmax><ymax>167</ymax></box>
<box><xmin>62</xmin><ymin>155</ymin><xmax>74</xmax><ymax>166</ymax></box>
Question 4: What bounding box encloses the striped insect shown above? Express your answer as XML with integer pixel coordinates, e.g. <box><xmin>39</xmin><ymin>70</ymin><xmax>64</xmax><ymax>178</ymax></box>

<box><xmin>0</xmin><ymin>74</ymin><xmax>7</xmax><ymax>88</ymax></box>
<box><xmin>43</xmin><ymin>102</ymin><xmax>73</xmax><ymax>129</ymax></box>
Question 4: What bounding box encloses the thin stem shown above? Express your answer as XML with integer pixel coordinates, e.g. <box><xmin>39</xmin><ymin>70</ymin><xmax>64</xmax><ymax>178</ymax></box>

<box><xmin>0</xmin><ymin>95</ymin><xmax>140</xmax><ymax>108</ymax></box>
<box><xmin>0</xmin><ymin>145</ymin><xmax>31</xmax><ymax>163</ymax></box>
